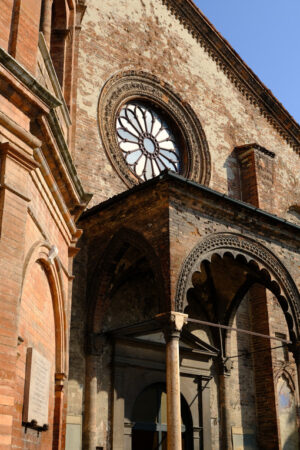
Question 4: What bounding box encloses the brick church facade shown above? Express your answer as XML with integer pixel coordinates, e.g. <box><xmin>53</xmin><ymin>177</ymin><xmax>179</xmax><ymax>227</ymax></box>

<box><xmin>0</xmin><ymin>1</ymin><xmax>299</xmax><ymax>449</ymax></box>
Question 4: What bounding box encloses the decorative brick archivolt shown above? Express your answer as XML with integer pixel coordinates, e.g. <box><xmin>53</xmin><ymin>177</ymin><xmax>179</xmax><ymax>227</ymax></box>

<box><xmin>20</xmin><ymin>240</ymin><xmax>68</xmax><ymax>375</ymax></box>
<box><xmin>98</xmin><ymin>70</ymin><xmax>211</xmax><ymax>187</ymax></box>
<box><xmin>175</xmin><ymin>233</ymin><xmax>300</xmax><ymax>340</ymax></box>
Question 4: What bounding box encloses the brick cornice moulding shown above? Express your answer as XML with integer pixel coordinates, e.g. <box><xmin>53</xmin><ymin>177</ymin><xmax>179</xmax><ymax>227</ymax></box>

<box><xmin>36</xmin><ymin>115</ymin><xmax>92</xmax><ymax>211</ymax></box>
<box><xmin>235</xmin><ymin>143</ymin><xmax>275</xmax><ymax>160</ymax></box>
<box><xmin>38</xmin><ymin>33</ymin><xmax>71</xmax><ymax>128</ymax></box>
<box><xmin>81</xmin><ymin>172</ymin><xmax>300</xmax><ymax>247</ymax></box>
<box><xmin>162</xmin><ymin>0</ymin><xmax>300</xmax><ymax>154</ymax></box>
<box><xmin>0</xmin><ymin>47</ymin><xmax>60</xmax><ymax>110</ymax></box>
<box><xmin>0</xmin><ymin>142</ymin><xmax>38</xmax><ymax>202</ymax></box>
<box><xmin>0</xmin><ymin>111</ymin><xmax>41</xmax><ymax>149</ymax></box>
<box><xmin>34</xmin><ymin>147</ymin><xmax>78</xmax><ymax>238</ymax></box>
<box><xmin>0</xmin><ymin>48</ymin><xmax>91</xmax><ymax>213</ymax></box>
<box><xmin>0</xmin><ymin>141</ymin><xmax>39</xmax><ymax>172</ymax></box>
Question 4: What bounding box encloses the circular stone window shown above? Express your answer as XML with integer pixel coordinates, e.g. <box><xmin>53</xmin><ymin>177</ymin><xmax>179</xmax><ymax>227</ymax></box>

<box><xmin>116</xmin><ymin>101</ymin><xmax>182</xmax><ymax>181</ymax></box>
<box><xmin>98</xmin><ymin>71</ymin><xmax>211</xmax><ymax>187</ymax></box>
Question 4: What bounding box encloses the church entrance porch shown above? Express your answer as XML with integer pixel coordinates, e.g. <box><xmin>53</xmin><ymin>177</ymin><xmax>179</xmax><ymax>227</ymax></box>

<box><xmin>68</xmin><ymin>172</ymin><xmax>300</xmax><ymax>450</ymax></box>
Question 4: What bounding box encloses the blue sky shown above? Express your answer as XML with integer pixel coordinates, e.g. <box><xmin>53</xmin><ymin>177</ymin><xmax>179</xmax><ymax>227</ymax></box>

<box><xmin>193</xmin><ymin>0</ymin><xmax>300</xmax><ymax>125</ymax></box>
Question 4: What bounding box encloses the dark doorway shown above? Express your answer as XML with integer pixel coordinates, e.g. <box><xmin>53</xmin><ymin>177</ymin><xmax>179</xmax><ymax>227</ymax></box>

<box><xmin>131</xmin><ymin>383</ymin><xmax>193</xmax><ymax>450</ymax></box>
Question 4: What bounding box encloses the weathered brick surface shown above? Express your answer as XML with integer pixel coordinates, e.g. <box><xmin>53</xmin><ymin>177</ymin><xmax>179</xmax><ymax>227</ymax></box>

<box><xmin>0</xmin><ymin>3</ymin><xmax>82</xmax><ymax>442</ymax></box>
<box><xmin>0</xmin><ymin>0</ymin><xmax>299</xmax><ymax>448</ymax></box>
<box><xmin>14</xmin><ymin>261</ymin><xmax>55</xmax><ymax>449</ymax></box>
<box><xmin>9</xmin><ymin>0</ymin><xmax>42</xmax><ymax>74</ymax></box>
<box><xmin>70</xmin><ymin>175</ymin><xmax>300</xmax><ymax>448</ymax></box>
<box><xmin>0</xmin><ymin>0</ymin><xmax>13</xmax><ymax>51</ymax></box>
<box><xmin>0</xmin><ymin>136</ymin><xmax>76</xmax><ymax>448</ymax></box>
<box><xmin>74</xmin><ymin>0</ymin><xmax>300</xmax><ymax>219</ymax></box>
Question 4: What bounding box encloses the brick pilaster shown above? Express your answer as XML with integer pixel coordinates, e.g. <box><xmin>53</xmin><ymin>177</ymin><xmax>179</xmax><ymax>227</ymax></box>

<box><xmin>249</xmin><ymin>284</ymin><xmax>279</xmax><ymax>449</ymax></box>
<box><xmin>236</xmin><ymin>143</ymin><xmax>275</xmax><ymax>210</ymax></box>
<box><xmin>8</xmin><ymin>0</ymin><xmax>42</xmax><ymax>74</ymax></box>
<box><xmin>0</xmin><ymin>141</ymin><xmax>38</xmax><ymax>448</ymax></box>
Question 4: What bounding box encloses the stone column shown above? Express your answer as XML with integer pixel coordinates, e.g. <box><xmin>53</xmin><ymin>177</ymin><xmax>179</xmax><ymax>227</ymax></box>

<box><xmin>40</xmin><ymin>0</ymin><xmax>53</xmax><ymax>48</ymax></box>
<box><xmin>218</xmin><ymin>357</ymin><xmax>232</xmax><ymax>450</ymax></box>
<box><xmin>156</xmin><ymin>312</ymin><xmax>188</xmax><ymax>450</ymax></box>
<box><xmin>83</xmin><ymin>354</ymin><xmax>98</xmax><ymax>450</ymax></box>
<box><xmin>83</xmin><ymin>333</ymin><xmax>105</xmax><ymax>450</ymax></box>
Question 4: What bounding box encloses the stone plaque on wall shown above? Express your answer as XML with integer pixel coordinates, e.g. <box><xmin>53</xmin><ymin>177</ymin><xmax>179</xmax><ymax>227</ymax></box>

<box><xmin>23</xmin><ymin>347</ymin><xmax>50</xmax><ymax>427</ymax></box>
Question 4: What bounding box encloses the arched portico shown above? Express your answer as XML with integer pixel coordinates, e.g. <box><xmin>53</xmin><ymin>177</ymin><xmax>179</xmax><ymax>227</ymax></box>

<box><xmin>84</xmin><ymin>228</ymin><xmax>167</xmax><ymax>449</ymax></box>
<box><xmin>176</xmin><ymin>233</ymin><xmax>300</xmax><ymax>340</ymax></box>
<box><xmin>175</xmin><ymin>232</ymin><xmax>300</xmax><ymax>450</ymax></box>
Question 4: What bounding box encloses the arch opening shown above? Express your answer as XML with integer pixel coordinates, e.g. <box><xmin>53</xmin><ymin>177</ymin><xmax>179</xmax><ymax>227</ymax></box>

<box><xmin>131</xmin><ymin>383</ymin><xmax>193</xmax><ymax>450</ymax></box>
<box><xmin>177</xmin><ymin>234</ymin><xmax>300</xmax><ymax>450</ymax></box>
<box><xmin>184</xmin><ymin>251</ymin><xmax>297</xmax><ymax>345</ymax></box>
<box><xmin>89</xmin><ymin>229</ymin><xmax>165</xmax><ymax>334</ymax></box>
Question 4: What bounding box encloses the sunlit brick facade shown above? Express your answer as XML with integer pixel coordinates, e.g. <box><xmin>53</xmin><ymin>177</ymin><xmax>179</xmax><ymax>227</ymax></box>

<box><xmin>0</xmin><ymin>1</ymin><xmax>299</xmax><ymax>449</ymax></box>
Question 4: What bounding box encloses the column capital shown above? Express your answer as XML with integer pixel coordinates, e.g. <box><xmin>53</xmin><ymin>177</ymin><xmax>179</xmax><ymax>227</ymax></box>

<box><xmin>155</xmin><ymin>311</ymin><xmax>188</xmax><ymax>340</ymax></box>
<box><xmin>55</xmin><ymin>372</ymin><xmax>67</xmax><ymax>392</ymax></box>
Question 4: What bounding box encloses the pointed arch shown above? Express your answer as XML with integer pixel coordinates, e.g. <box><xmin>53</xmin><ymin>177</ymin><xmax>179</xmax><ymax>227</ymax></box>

<box><xmin>87</xmin><ymin>227</ymin><xmax>166</xmax><ymax>334</ymax></box>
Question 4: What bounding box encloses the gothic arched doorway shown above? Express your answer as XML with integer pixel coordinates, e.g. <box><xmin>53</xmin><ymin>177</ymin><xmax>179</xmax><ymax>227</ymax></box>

<box><xmin>131</xmin><ymin>383</ymin><xmax>193</xmax><ymax>450</ymax></box>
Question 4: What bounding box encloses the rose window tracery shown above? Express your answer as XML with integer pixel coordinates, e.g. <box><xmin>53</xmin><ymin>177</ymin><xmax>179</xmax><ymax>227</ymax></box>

<box><xmin>116</xmin><ymin>102</ymin><xmax>181</xmax><ymax>181</ymax></box>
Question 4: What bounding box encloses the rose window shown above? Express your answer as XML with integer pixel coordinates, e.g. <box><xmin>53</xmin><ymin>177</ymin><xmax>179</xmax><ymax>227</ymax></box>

<box><xmin>116</xmin><ymin>102</ymin><xmax>181</xmax><ymax>181</ymax></box>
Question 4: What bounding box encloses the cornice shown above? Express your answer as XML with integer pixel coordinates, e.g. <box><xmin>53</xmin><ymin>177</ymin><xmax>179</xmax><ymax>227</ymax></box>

<box><xmin>0</xmin><ymin>111</ymin><xmax>41</xmax><ymax>149</ymax></box>
<box><xmin>0</xmin><ymin>47</ymin><xmax>60</xmax><ymax>110</ymax></box>
<box><xmin>235</xmin><ymin>143</ymin><xmax>275</xmax><ymax>159</ymax></box>
<box><xmin>0</xmin><ymin>47</ymin><xmax>91</xmax><ymax>215</ymax></box>
<box><xmin>33</xmin><ymin>147</ymin><xmax>78</xmax><ymax>239</ymax></box>
<box><xmin>35</xmin><ymin>114</ymin><xmax>92</xmax><ymax>211</ymax></box>
<box><xmin>80</xmin><ymin>171</ymin><xmax>300</xmax><ymax>247</ymax></box>
<box><xmin>162</xmin><ymin>0</ymin><xmax>300</xmax><ymax>155</ymax></box>
<box><xmin>38</xmin><ymin>33</ymin><xmax>71</xmax><ymax>128</ymax></box>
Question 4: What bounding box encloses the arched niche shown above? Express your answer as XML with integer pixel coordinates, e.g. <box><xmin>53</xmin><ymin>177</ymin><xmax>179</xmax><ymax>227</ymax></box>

<box><xmin>87</xmin><ymin>228</ymin><xmax>166</xmax><ymax>335</ymax></box>
<box><xmin>21</xmin><ymin>241</ymin><xmax>67</xmax><ymax>375</ymax></box>
<box><xmin>19</xmin><ymin>241</ymin><xmax>67</xmax><ymax>447</ymax></box>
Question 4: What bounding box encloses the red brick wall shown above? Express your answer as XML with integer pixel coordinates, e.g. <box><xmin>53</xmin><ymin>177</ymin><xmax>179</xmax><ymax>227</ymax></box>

<box><xmin>8</xmin><ymin>0</ymin><xmax>42</xmax><ymax>74</ymax></box>
<box><xmin>0</xmin><ymin>0</ymin><xmax>14</xmax><ymax>51</ymax></box>
<box><xmin>74</xmin><ymin>0</ymin><xmax>300</xmax><ymax>216</ymax></box>
<box><xmin>14</xmin><ymin>261</ymin><xmax>56</xmax><ymax>449</ymax></box>
<box><xmin>249</xmin><ymin>284</ymin><xmax>279</xmax><ymax>449</ymax></box>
